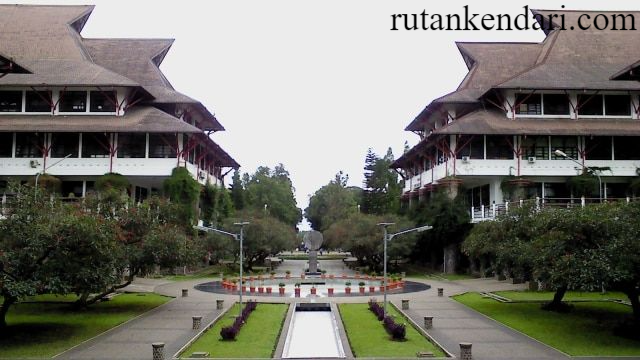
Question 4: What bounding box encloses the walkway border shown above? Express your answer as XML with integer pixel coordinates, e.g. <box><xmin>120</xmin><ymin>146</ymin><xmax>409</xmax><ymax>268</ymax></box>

<box><xmin>391</xmin><ymin>301</ymin><xmax>453</xmax><ymax>359</ymax></box>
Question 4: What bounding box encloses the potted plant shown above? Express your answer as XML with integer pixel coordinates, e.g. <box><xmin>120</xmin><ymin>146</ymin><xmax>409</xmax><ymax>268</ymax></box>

<box><xmin>294</xmin><ymin>283</ymin><xmax>301</xmax><ymax>297</ymax></box>
<box><xmin>241</xmin><ymin>280</ymin><xmax>247</xmax><ymax>293</ymax></box>
<box><xmin>355</xmin><ymin>271</ymin><xmax>360</xmax><ymax>279</ymax></box>
<box><xmin>231</xmin><ymin>279</ymin><xmax>238</xmax><ymax>291</ymax></box>
<box><xmin>327</xmin><ymin>287</ymin><xmax>334</xmax><ymax>296</ymax></box>
<box><xmin>266</xmin><ymin>286</ymin><xmax>272</xmax><ymax>294</ymax></box>
<box><xmin>310</xmin><ymin>285</ymin><xmax>317</xmax><ymax>295</ymax></box>
<box><xmin>341</xmin><ymin>274</ymin><xmax>347</xmax><ymax>279</ymax></box>
<box><xmin>379</xmin><ymin>280</ymin><xmax>385</xmax><ymax>292</ymax></box>
<box><xmin>345</xmin><ymin>281</ymin><xmax>352</xmax><ymax>295</ymax></box>
<box><xmin>279</xmin><ymin>282</ymin><xmax>286</xmax><ymax>296</ymax></box>
<box><xmin>321</xmin><ymin>270</ymin><xmax>326</xmax><ymax>279</ymax></box>
<box><xmin>301</xmin><ymin>273</ymin><xmax>305</xmax><ymax>279</ymax></box>
<box><xmin>285</xmin><ymin>270</ymin><xmax>291</xmax><ymax>279</ymax></box>
<box><xmin>359</xmin><ymin>281</ymin><xmax>365</xmax><ymax>294</ymax></box>
<box><xmin>329</xmin><ymin>274</ymin><xmax>335</xmax><ymax>279</ymax></box>
<box><xmin>270</xmin><ymin>271</ymin><xmax>276</xmax><ymax>279</ymax></box>
<box><xmin>258</xmin><ymin>285</ymin><xmax>264</xmax><ymax>293</ymax></box>
<box><xmin>369</xmin><ymin>284</ymin><xmax>376</xmax><ymax>293</ymax></box>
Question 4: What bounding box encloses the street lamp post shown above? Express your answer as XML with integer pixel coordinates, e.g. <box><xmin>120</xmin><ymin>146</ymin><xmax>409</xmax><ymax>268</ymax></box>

<box><xmin>194</xmin><ymin>221</ymin><xmax>250</xmax><ymax>317</ymax></box>
<box><xmin>554</xmin><ymin>149</ymin><xmax>602</xmax><ymax>202</ymax></box>
<box><xmin>378</xmin><ymin>223</ymin><xmax>432</xmax><ymax>317</ymax></box>
<box><xmin>34</xmin><ymin>154</ymin><xmax>73</xmax><ymax>195</ymax></box>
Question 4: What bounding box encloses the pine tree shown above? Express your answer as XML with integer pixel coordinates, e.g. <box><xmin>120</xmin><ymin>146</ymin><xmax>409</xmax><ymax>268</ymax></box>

<box><xmin>230</xmin><ymin>170</ymin><xmax>245</xmax><ymax>211</ymax></box>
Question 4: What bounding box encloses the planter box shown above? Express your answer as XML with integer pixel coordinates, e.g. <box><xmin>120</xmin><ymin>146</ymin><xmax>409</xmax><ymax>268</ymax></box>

<box><xmin>379</xmin><ymin>286</ymin><xmax>385</xmax><ymax>292</ymax></box>
<box><xmin>258</xmin><ymin>287</ymin><xmax>264</xmax><ymax>293</ymax></box>
<box><xmin>301</xmin><ymin>274</ymin><xmax>305</xmax><ymax>279</ymax></box>
<box><xmin>321</xmin><ymin>274</ymin><xmax>326</xmax><ymax>279</ymax></box>
<box><xmin>294</xmin><ymin>288</ymin><xmax>301</xmax><ymax>297</ymax></box>
<box><xmin>241</xmin><ymin>286</ymin><xmax>247</xmax><ymax>293</ymax></box>
<box><xmin>279</xmin><ymin>287</ymin><xmax>285</xmax><ymax>296</ymax></box>
<box><xmin>345</xmin><ymin>288</ymin><xmax>351</xmax><ymax>295</ymax></box>
<box><xmin>310</xmin><ymin>288</ymin><xmax>317</xmax><ymax>295</ymax></box>
<box><xmin>250</xmin><ymin>287</ymin><xmax>255</xmax><ymax>293</ymax></box>
<box><xmin>328</xmin><ymin>288</ymin><xmax>334</xmax><ymax>296</ymax></box>
<box><xmin>266</xmin><ymin>287</ymin><xmax>272</xmax><ymax>294</ymax></box>
<box><xmin>359</xmin><ymin>287</ymin><xmax>365</xmax><ymax>294</ymax></box>
<box><xmin>286</xmin><ymin>274</ymin><xmax>291</xmax><ymax>279</ymax></box>
<box><xmin>369</xmin><ymin>286</ymin><xmax>376</xmax><ymax>293</ymax></box>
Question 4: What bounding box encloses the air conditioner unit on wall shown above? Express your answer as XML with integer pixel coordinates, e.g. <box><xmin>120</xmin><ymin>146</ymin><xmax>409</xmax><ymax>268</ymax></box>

<box><xmin>198</xmin><ymin>170</ymin><xmax>207</xmax><ymax>180</ymax></box>
<box><xmin>461</xmin><ymin>156</ymin><xmax>470</xmax><ymax>163</ymax></box>
<box><xmin>528</xmin><ymin>156</ymin><xmax>536</xmax><ymax>164</ymax></box>
<box><xmin>29</xmin><ymin>160</ymin><xmax>40</xmax><ymax>168</ymax></box>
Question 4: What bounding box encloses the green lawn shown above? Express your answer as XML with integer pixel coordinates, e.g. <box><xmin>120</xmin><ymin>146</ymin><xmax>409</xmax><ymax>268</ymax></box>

<box><xmin>339</xmin><ymin>303</ymin><xmax>446</xmax><ymax>358</ymax></box>
<box><xmin>493</xmin><ymin>290</ymin><xmax>627</xmax><ymax>302</ymax></box>
<box><xmin>454</xmin><ymin>292</ymin><xmax>640</xmax><ymax>356</ymax></box>
<box><xmin>396</xmin><ymin>263</ymin><xmax>475</xmax><ymax>281</ymax></box>
<box><xmin>1</xmin><ymin>293</ymin><xmax>171</xmax><ymax>358</ymax></box>
<box><xmin>181</xmin><ymin>303</ymin><xmax>287</xmax><ymax>358</ymax></box>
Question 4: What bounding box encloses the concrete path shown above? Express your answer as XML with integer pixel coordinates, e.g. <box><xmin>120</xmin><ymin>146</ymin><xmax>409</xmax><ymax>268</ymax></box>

<box><xmin>57</xmin><ymin>283</ymin><xmax>229</xmax><ymax>360</ymax></box>
<box><xmin>395</xmin><ymin>278</ymin><xmax>567</xmax><ymax>360</ymax></box>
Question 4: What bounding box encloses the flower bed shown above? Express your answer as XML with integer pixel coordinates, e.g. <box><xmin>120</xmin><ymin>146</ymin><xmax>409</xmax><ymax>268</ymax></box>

<box><xmin>368</xmin><ymin>300</ymin><xmax>406</xmax><ymax>340</ymax></box>
<box><xmin>220</xmin><ymin>301</ymin><xmax>257</xmax><ymax>340</ymax></box>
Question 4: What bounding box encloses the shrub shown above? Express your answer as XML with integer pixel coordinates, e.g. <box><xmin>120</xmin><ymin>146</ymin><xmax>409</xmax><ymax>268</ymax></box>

<box><xmin>220</xmin><ymin>301</ymin><xmax>258</xmax><ymax>341</ymax></box>
<box><xmin>368</xmin><ymin>299</ymin><xmax>385</xmax><ymax>321</ymax></box>
<box><xmin>95</xmin><ymin>172</ymin><xmax>130</xmax><ymax>192</ymax></box>
<box><xmin>358</xmin><ymin>281</ymin><xmax>365</xmax><ymax>287</ymax></box>
<box><xmin>383</xmin><ymin>316</ymin><xmax>406</xmax><ymax>340</ymax></box>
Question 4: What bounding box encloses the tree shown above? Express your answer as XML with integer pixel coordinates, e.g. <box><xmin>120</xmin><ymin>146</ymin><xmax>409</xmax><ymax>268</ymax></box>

<box><xmin>0</xmin><ymin>185</ymin><xmax>69</xmax><ymax>328</ymax></box>
<box><xmin>305</xmin><ymin>172</ymin><xmax>359</xmax><ymax>232</ymax></box>
<box><xmin>410</xmin><ymin>191</ymin><xmax>471</xmax><ymax>272</ymax></box>
<box><xmin>361</xmin><ymin>148</ymin><xmax>402</xmax><ymax>215</ymax></box>
<box><xmin>163</xmin><ymin>167</ymin><xmax>201</xmax><ymax>225</ymax></box>
<box><xmin>230</xmin><ymin>170</ymin><xmax>245</xmax><ymax>211</ymax></box>
<box><xmin>214</xmin><ymin>210</ymin><xmax>297</xmax><ymax>271</ymax></box>
<box><xmin>243</xmin><ymin>165</ymin><xmax>302</xmax><ymax>227</ymax></box>
<box><xmin>324</xmin><ymin>213</ymin><xmax>415</xmax><ymax>271</ymax></box>
<box><xmin>201</xmin><ymin>184</ymin><xmax>234</xmax><ymax>227</ymax></box>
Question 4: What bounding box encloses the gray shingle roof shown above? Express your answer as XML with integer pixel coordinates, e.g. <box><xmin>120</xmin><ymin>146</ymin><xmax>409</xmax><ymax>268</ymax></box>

<box><xmin>0</xmin><ymin>107</ymin><xmax>201</xmax><ymax>133</ymax></box>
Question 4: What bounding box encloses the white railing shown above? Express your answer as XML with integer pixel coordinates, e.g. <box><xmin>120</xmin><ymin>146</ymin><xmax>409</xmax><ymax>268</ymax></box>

<box><xmin>470</xmin><ymin>196</ymin><xmax>635</xmax><ymax>223</ymax></box>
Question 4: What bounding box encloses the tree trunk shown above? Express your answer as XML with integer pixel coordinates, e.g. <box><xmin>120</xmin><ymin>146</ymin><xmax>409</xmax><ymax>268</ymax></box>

<box><xmin>0</xmin><ymin>295</ymin><xmax>16</xmax><ymax>329</ymax></box>
<box><xmin>624</xmin><ymin>286</ymin><xmax>640</xmax><ymax>324</ymax></box>
<box><xmin>542</xmin><ymin>286</ymin><xmax>570</xmax><ymax>312</ymax></box>
<box><xmin>443</xmin><ymin>244</ymin><xmax>458</xmax><ymax>274</ymax></box>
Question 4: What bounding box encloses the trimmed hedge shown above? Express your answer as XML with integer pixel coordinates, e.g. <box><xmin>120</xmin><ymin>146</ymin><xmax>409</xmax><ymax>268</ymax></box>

<box><xmin>368</xmin><ymin>299</ymin><xmax>406</xmax><ymax>340</ymax></box>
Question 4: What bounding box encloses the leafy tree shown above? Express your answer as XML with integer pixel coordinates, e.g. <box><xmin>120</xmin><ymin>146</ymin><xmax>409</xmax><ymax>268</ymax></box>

<box><xmin>243</xmin><ymin>165</ymin><xmax>302</xmax><ymax>227</ymax></box>
<box><xmin>361</xmin><ymin>148</ymin><xmax>402</xmax><ymax>215</ymax></box>
<box><xmin>324</xmin><ymin>213</ymin><xmax>415</xmax><ymax>271</ymax></box>
<box><xmin>410</xmin><ymin>191</ymin><xmax>471</xmax><ymax>272</ymax></box>
<box><xmin>0</xmin><ymin>184</ymin><xmax>69</xmax><ymax>328</ymax></box>
<box><xmin>305</xmin><ymin>172</ymin><xmax>359</xmax><ymax>232</ymax></box>
<box><xmin>163</xmin><ymin>167</ymin><xmax>201</xmax><ymax>225</ymax></box>
<box><xmin>214</xmin><ymin>210</ymin><xmax>297</xmax><ymax>270</ymax></box>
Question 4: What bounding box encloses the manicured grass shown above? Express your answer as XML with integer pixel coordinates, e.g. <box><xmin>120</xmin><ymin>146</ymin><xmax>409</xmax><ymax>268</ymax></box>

<box><xmin>181</xmin><ymin>303</ymin><xmax>287</xmax><ymax>358</ymax></box>
<box><xmin>493</xmin><ymin>290</ymin><xmax>627</xmax><ymax>302</ymax></box>
<box><xmin>1</xmin><ymin>293</ymin><xmax>171</xmax><ymax>358</ymax></box>
<box><xmin>454</xmin><ymin>292</ymin><xmax>640</xmax><ymax>356</ymax></box>
<box><xmin>339</xmin><ymin>303</ymin><xmax>446</xmax><ymax>358</ymax></box>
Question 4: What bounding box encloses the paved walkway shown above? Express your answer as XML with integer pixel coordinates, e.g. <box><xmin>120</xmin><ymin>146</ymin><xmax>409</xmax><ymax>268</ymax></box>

<box><xmin>54</xmin><ymin>262</ymin><xmax>639</xmax><ymax>360</ymax></box>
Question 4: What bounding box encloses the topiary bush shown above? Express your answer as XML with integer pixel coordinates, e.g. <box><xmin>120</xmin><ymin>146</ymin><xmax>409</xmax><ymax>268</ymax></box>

<box><xmin>220</xmin><ymin>301</ymin><xmax>258</xmax><ymax>340</ymax></box>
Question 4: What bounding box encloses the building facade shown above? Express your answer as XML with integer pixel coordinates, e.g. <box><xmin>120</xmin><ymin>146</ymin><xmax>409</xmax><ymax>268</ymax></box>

<box><xmin>392</xmin><ymin>10</ymin><xmax>640</xmax><ymax>220</ymax></box>
<box><xmin>0</xmin><ymin>5</ymin><xmax>238</xmax><ymax>201</ymax></box>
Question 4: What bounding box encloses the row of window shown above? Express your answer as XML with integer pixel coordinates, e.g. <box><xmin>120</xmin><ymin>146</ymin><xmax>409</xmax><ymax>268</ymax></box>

<box><xmin>0</xmin><ymin>90</ymin><xmax>116</xmax><ymax>113</ymax></box>
<box><xmin>515</xmin><ymin>93</ymin><xmax>632</xmax><ymax>117</ymax></box>
<box><xmin>0</xmin><ymin>133</ymin><xmax>176</xmax><ymax>158</ymax></box>
<box><xmin>408</xmin><ymin>135</ymin><xmax>640</xmax><ymax>175</ymax></box>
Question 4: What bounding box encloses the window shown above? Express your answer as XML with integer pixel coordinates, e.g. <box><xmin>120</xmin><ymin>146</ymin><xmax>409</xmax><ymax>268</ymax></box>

<box><xmin>585</xmin><ymin>136</ymin><xmax>612</xmax><ymax>160</ymax></box>
<box><xmin>117</xmin><ymin>133</ymin><xmax>145</xmax><ymax>158</ymax></box>
<box><xmin>0</xmin><ymin>91</ymin><xmax>22</xmax><ymax>112</ymax></box>
<box><xmin>485</xmin><ymin>136</ymin><xmax>513</xmax><ymax>159</ymax></box>
<box><xmin>578</xmin><ymin>94</ymin><xmax>604</xmax><ymax>115</ymax></box>
<box><xmin>544</xmin><ymin>94</ymin><xmax>570</xmax><ymax>115</ymax></box>
<box><xmin>59</xmin><ymin>91</ymin><xmax>87</xmax><ymax>112</ymax></box>
<box><xmin>89</xmin><ymin>91</ymin><xmax>116</xmax><ymax>112</ymax></box>
<box><xmin>522</xmin><ymin>136</ymin><xmax>549</xmax><ymax>159</ymax></box>
<box><xmin>604</xmin><ymin>95</ymin><xmax>631</xmax><ymax>116</ymax></box>
<box><xmin>515</xmin><ymin>93</ymin><xmax>541</xmax><ymax>115</ymax></box>
<box><xmin>149</xmin><ymin>133</ymin><xmax>177</xmax><ymax>158</ymax></box>
<box><xmin>26</xmin><ymin>91</ymin><xmax>51</xmax><ymax>112</ymax></box>
<box><xmin>61</xmin><ymin>181</ymin><xmax>83</xmax><ymax>198</ymax></box>
<box><xmin>15</xmin><ymin>133</ymin><xmax>44</xmax><ymax>158</ymax></box>
<box><xmin>0</xmin><ymin>133</ymin><xmax>12</xmax><ymax>157</ymax></box>
<box><xmin>614</xmin><ymin>136</ymin><xmax>640</xmax><ymax>160</ymax></box>
<box><xmin>81</xmin><ymin>133</ymin><xmax>110</xmax><ymax>158</ymax></box>
<box><xmin>456</xmin><ymin>135</ymin><xmax>484</xmax><ymax>159</ymax></box>
<box><xmin>50</xmin><ymin>133</ymin><xmax>79</xmax><ymax>158</ymax></box>
<box><xmin>551</xmin><ymin>136</ymin><xmax>579</xmax><ymax>159</ymax></box>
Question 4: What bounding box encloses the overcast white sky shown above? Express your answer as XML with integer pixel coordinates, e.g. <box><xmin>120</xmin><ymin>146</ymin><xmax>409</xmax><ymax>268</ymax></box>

<box><xmin>5</xmin><ymin>0</ymin><xmax>636</xmax><ymax>228</ymax></box>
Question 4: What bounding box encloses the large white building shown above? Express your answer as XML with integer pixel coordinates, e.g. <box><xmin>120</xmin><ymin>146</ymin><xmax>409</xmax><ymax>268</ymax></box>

<box><xmin>392</xmin><ymin>9</ymin><xmax>640</xmax><ymax>220</ymax></box>
<box><xmin>0</xmin><ymin>5</ymin><xmax>238</xmax><ymax>201</ymax></box>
